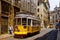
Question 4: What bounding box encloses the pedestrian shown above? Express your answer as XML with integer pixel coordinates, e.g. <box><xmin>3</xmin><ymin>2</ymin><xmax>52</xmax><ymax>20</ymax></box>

<box><xmin>55</xmin><ymin>20</ymin><xmax>60</xmax><ymax>31</ymax></box>
<box><xmin>9</xmin><ymin>25</ymin><xmax>13</xmax><ymax>34</ymax></box>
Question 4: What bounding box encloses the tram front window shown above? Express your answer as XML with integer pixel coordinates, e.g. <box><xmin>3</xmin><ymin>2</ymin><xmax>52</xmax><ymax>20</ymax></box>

<box><xmin>22</xmin><ymin>18</ymin><xmax>27</xmax><ymax>28</ymax></box>
<box><xmin>14</xmin><ymin>26</ymin><xmax>19</xmax><ymax>32</ymax></box>
<box><xmin>17</xmin><ymin>18</ymin><xmax>21</xmax><ymax>25</ymax></box>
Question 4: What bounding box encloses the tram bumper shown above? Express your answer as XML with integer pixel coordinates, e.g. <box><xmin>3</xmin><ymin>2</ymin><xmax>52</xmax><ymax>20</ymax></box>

<box><xmin>14</xmin><ymin>32</ymin><xmax>27</xmax><ymax>38</ymax></box>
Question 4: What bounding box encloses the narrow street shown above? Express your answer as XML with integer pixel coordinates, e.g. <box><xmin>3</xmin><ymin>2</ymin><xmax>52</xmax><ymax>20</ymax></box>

<box><xmin>0</xmin><ymin>28</ymin><xmax>56</xmax><ymax>40</ymax></box>
<box><xmin>0</xmin><ymin>0</ymin><xmax>60</xmax><ymax>40</ymax></box>
<box><xmin>35</xmin><ymin>29</ymin><xmax>58</xmax><ymax>40</ymax></box>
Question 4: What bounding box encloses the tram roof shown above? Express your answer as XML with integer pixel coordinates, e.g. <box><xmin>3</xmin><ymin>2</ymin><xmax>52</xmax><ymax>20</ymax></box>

<box><xmin>15</xmin><ymin>14</ymin><xmax>40</xmax><ymax>21</ymax></box>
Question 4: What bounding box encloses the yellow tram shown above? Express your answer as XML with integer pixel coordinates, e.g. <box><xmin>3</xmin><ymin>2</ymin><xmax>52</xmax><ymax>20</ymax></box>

<box><xmin>14</xmin><ymin>14</ymin><xmax>41</xmax><ymax>38</ymax></box>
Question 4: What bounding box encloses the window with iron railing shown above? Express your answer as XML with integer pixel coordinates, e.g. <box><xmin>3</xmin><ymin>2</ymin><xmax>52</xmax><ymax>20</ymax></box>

<box><xmin>56</xmin><ymin>14</ymin><xmax>57</xmax><ymax>18</ymax></box>
<box><xmin>1</xmin><ymin>1</ymin><xmax>10</xmax><ymax>15</ymax></box>
<box><xmin>1</xmin><ymin>16</ymin><xmax>8</xmax><ymax>25</ymax></box>
<box><xmin>38</xmin><ymin>2</ymin><xmax>39</xmax><ymax>6</ymax></box>
<box><xmin>14</xmin><ymin>0</ymin><xmax>19</xmax><ymax>6</ymax></box>
<box><xmin>37</xmin><ymin>8</ymin><xmax>39</xmax><ymax>12</ymax></box>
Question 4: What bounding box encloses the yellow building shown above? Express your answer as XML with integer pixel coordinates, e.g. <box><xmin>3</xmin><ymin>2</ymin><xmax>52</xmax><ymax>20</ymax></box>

<box><xmin>35</xmin><ymin>0</ymin><xmax>50</xmax><ymax>28</ymax></box>
<box><xmin>0</xmin><ymin>0</ymin><xmax>20</xmax><ymax>34</ymax></box>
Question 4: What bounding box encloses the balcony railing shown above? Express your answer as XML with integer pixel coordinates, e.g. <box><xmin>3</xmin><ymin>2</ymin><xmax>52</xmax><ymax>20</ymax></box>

<box><xmin>14</xmin><ymin>2</ymin><xmax>20</xmax><ymax>8</ymax></box>
<box><xmin>1</xmin><ymin>11</ymin><xmax>9</xmax><ymax>17</ymax></box>
<box><xmin>2</xmin><ymin>0</ymin><xmax>12</xmax><ymax>4</ymax></box>
<box><xmin>2</xmin><ymin>0</ymin><xmax>21</xmax><ymax>8</ymax></box>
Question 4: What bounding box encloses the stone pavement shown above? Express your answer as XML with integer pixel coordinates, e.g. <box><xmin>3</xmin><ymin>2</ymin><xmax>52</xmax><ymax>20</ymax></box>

<box><xmin>21</xmin><ymin>28</ymin><xmax>55</xmax><ymax>40</ymax></box>
<box><xmin>57</xmin><ymin>30</ymin><xmax>60</xmax><ymax>40</ymax></box>
<box><xmin>0</xmin><ymin>28</ymin><xmax>54</xmax><ymax>40</ymax></box>
<box><xmin>0</xmin><ymin>34</ymin><xmax>13</xmax><ymax>39</ymax></box>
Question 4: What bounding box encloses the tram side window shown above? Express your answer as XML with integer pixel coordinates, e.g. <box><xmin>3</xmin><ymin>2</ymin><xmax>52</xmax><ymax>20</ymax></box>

<box><xmin>33</xmin><ymin>20</ymin><xmax>35</xmax><ymax>27</ymax></box>
<box><xmin>33</xmin><ymin>20</ymin><xmax>34</xmax><ymax>26</ymax></box>
<box><xmin>36</xmin><ymin>21</ymin><xmax>38</xmax><ymax>27</ymax></box>
<box><xmin>22</xmin><ymin>18</ymin><xmax>26</xmax><ymax>25</ymax></box>
<box><xmin>38</xmin><ymin>21</ymin><xmax>40</xmax><ymax>25</ymax></box>
<box><xmin>36</xmin><ymin>20</ymin><xmax>38</xmax><ymax>27</ymax></box>
<box><xmin>37</xmin><ymin>21</ymin><xmax>40</xmax><ymax>26</ymax></box>
<box><xmin>17</xmin><ymin>18</ymin><xmax>21</xmax><ymax>25</ymax></box>
<box><xmin>36</xmin><ymin>21</ymin><xmax>39</xmax><ymax>27</ymax></box>
<box><xmin>28</xmin><ymin>19</ymin><xmax>31</xmax><ymax>25</ymax></box>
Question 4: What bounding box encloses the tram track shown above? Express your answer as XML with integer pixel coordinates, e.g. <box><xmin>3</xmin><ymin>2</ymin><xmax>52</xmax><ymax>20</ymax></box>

<box><xmin>35</xmin><ymin>30</ymin><xmax>58</xmax><ymax>40</ymax></box>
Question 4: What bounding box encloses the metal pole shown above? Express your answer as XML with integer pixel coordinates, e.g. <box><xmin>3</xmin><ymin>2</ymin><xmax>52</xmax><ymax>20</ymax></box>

<box><xmin>30</xmin><ymin>0</ymin><xmax>31</xmax><ymax>14</ymax></box>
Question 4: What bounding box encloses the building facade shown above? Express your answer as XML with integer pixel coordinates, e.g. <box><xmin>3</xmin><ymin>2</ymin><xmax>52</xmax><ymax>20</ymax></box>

<box><xmin>54</xmin><ymin>7</ymin><xmax>60</xmax><ymax>20</ymax></box>
<box><xmin>20</xmin><ymin>0</ymin><xmax>50</xmax><ymax>28</ymax></box>
<box><xmin>49</xmin><ymin>11</ymin><xmax>57</xmax><ymax>25</ymax></box>
<box><xmin>49</xmin><ymin>6</ymin><xmax>60</xmax><ymax>26</ymax></box>
<box><xmin>0</xmin><ymin>0</ymin><xmax>20</xmax><ymax>34</ymax></box>
<box><xmin>0</xmin><ymin>0</ymin><xmax>50</xmax><ymax>35</ymax></box>
<box><xmin>50</xmin><ymin>6</ymin><xmax>60</xmax><ymax>26</ymax></box>
<box><xmin>20</xmin><ymin>0</ymin><xmax>36</xmax><ymax>15</ymax></box>
<box><xmin>35</xmin><ymin>0</ymin><xmax>50</xmax><ymax>28</ymax></box>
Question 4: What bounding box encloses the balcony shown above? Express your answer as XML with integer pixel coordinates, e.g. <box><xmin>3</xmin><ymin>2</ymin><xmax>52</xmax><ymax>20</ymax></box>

<box><xmin>2</xmin><ymin>0</ymin><xmax>12</xmax><ymax>4</ymax></box>
<box><xmin>13</xmin><ymin>1</ymin><xmax>21</xmax><ymax>8</ymax></box>
<box><xmin>1</xmin><ymin>14</ymin><xmax>9</xmax><ymax>17</ymax></box>
<box><xmin>38</xmin><ymin>0</ymin><xmax>44</xmax><ymax>3</ymax></box>
<box><xmin>1</xmin><ymin>11</ymin><xmax>9</xmax><ymax>17</ymax></box>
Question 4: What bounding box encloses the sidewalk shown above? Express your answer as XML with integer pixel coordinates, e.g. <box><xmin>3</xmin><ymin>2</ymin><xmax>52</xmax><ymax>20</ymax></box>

<box><xmin>0</xmin><ymin>34</ymin><xmax>13</xmax><ymax>39</ymax></box>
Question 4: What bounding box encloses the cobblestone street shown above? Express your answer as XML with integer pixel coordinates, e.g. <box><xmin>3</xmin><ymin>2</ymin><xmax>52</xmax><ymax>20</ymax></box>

<box><xmin>0</xmin><ymin>28</ymin><xmax>54</xmax><ymax>40</ymax></box>
<box><xmin>0</xmin><ymin>0</ymin><xmax>60</xmax><ymax>40</ymax></box>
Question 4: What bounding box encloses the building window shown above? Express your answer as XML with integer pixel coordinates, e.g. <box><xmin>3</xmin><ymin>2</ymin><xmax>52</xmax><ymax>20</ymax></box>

<box><xmin>15</xmin><ymin>0</ymin><xmax>18</xmax><ymax>3</ymax></box>
<box><xmin>38</xmin><ymin>8</ymin><xmax>39</xmax><ymax>12</ymax></box>
<box><xmin>28</xmin><ymin>2</ymin><xmax>29</xmax><ymax>4</ymax></box>
<box><xmin>53</xmin><ymin>16</ymin><xmax>54</xmax><ymax>19</ymax></box>
<box><xmin>53</xmin><ymin>16</ymin><xmax>54</xmax><ymax>23</ymax></box>
<box><xmin>41</xmin><ymin>15</ymin><xmax>42</xmax><ymax>17</ymax></box>
<box><xmin>43</xmin><ymin>9</ymin><xmax>46</xmax><ymax>14</ymax></box>
<box><xmin>56</xmin><ymin>15</ymin><xmax>57</xmax><ymax>18</ymax></box>
<box><xmin>59</xmin><ymin>15</ymin><xmax>60</xmax><ymax>17</ymax></box>
<box><xmin>58</xmin><ymin>12</ymin><xmax>59</xmax><ymax>14</ymax></box>
<box><xmin>38</xmin><ymin>2</ymin><xmax>39</xmax><ymax>6</ymax></box>
<box><xmin>37</xmin><ymin>15</ymin><xmax>39</xmax><ymax>17</ymax></box>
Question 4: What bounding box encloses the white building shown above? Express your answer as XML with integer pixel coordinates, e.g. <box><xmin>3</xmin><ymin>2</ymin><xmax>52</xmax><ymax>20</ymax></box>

<box><xmin>50</xmin><ymin>5</ymin><xmax>60</xmax><ymax>26</ymax></box>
